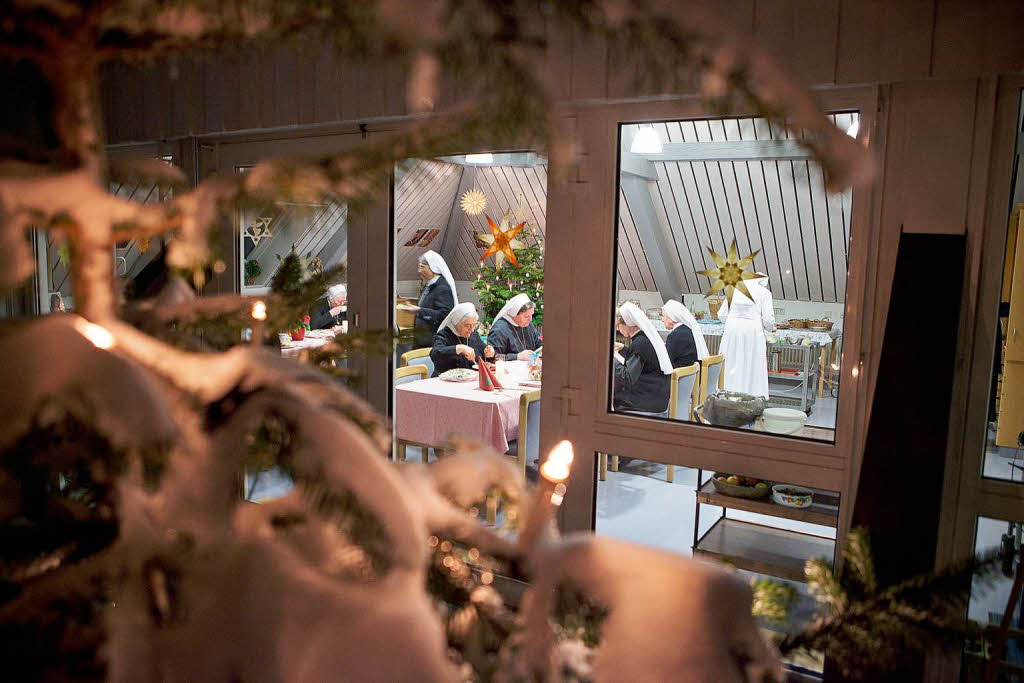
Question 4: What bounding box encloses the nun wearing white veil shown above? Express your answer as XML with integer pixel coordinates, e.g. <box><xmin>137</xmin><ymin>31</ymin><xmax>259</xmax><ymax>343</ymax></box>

<box><xmin>429</xmin><ymin>303</ymin><xmax>495</xmax><ymax>377</ymax></box>
<box><xmin>719</xmin><ymin>274</ymin><xmax>775</xmax><ymax>399</ymax></box>
<box><xmin>410</xmin><ymin>250</ymin><xmax>458</xmax><ymax>348</ymax></box>
<box><xmin>613</xmin><ymin>302</ymin><xmax>674</xmax><ymax>414</ymax></box>
<box><xmin>487</xmin><ymin>293</ymin><xmax>541</xmax><ymax>361</ymax></box>
<box><xmin>661</xmin><ymin>300</ymin><xmax>709</xmax><ymax>368</ymax></box>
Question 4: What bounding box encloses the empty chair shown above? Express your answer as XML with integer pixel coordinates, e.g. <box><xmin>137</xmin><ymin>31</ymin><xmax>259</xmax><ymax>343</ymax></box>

<box><xmin>515</xmin><ymin>390</ymin><xmax>541</xmax><ymax>475</ymax></box>
<box><xmin>401</xmin><ymin>347</ymin><xmax>434</xmax><ymax>378</ymax></box>
<box><xmin>394</xmin><ymin>364</ymin><xmax>429</xmax><ymax>462</ymax></box>
<box><xmin>698</xmin><ymin>354</ymin><xmax>725</xmax><ymax>415</ymax></box>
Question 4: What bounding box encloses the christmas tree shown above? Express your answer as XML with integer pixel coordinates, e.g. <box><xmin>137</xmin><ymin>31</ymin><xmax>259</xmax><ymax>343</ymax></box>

<box><xmin>472</xmin><ymin>244</ymin><xmax>545</xmax><ymax>329</ymax></box>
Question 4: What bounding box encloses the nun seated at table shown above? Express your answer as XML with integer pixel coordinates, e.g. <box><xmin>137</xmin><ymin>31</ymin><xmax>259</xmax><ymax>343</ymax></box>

<box><xmin>487</xmin><ymin>293</ymin><xmax>541</xmax><ymax>361</ymax></box>
<box><xmin>661</xmin><ymin>300</ymin><xmax>709</xmax><ymax>368</ymax></box>
<box><xmin>430</xmin><ymin>303</ymin><xmax>496</xmax><ymax>377</ymax></box>
<box><xmin>612</xmin><ymin>302</ymin><xmax>673</xmax><ymax>415</ymax></box>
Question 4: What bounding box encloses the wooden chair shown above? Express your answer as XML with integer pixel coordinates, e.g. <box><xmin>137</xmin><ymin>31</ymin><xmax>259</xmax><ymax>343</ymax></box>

<box><xmin>698</xmin><ymin>354</ymin><xmax>725</xmax><ymax>411</ymax></box>
<box><xmin>400</xmin><ymin>347</ymin><xmax>434</xmax><ymax>377</ymax></box>
<box><xmin>513</xmin><ymin>390</ymin><xmax>541</xmax><ymax>475</ymax></box>
<box><xmin>664</xmin><ymin>362</ymin><xmax>700</xmax><ymax>483</ymax></box>
<box><xmin>394</xmin><ymin>364</ymin><xmax>429</xmax><ymax>462</ymax></box>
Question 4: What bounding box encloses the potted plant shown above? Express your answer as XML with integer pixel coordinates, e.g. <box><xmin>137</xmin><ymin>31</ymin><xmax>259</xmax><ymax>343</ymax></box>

<box><xmin>244</xmin><ymin>259</ymin><xmax>262</xmax><ymax>286</ymax></box>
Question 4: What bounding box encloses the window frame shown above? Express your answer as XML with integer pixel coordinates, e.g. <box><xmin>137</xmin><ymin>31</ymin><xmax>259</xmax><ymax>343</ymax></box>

<box><xmin>538</xmin><ymin>87</ymin><xmax>883</xmax><ymax>538</ymax></box>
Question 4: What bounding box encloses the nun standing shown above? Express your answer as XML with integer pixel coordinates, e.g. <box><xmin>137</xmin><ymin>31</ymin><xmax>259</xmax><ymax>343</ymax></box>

<box><xmin>719</xmin><ymin>275</ymin><xmax>775</xmax><ymax>399</ymax></box>
<box><xmin>430</xmin><ymin>303</ymin><xmax>495</xmax><ymax>377</ymax></box>
<box><xmin>661</xmin><ymin>300</ymin><xmax>709</xmax><ymax>368</ymax></box>
<box><xmin>613</xmin><ymin>302</ymin><xmax>674</xmax><ymax>414</ymax></box>
<box><xmin>408</xmin><ymin>251</ymin><xmax>458</xmax><ymax>348</ymax></box>
<box><xmin>487</xmin><ymin>293</ymin><xmax>541</xmax><ymax>361</ymax></box>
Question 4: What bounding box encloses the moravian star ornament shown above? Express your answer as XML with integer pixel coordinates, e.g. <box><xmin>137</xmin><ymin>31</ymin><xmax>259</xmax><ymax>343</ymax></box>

<box><xmin>696</xmin><ymin>239</ymin><xmax>761</xmax><ymax>306</ymax></box>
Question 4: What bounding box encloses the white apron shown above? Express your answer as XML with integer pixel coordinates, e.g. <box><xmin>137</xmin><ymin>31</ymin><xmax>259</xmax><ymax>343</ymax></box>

<box><xmin>719</xmin><ymin>283</ymin><xmax>775</xmax><ymax>399</ymax></box>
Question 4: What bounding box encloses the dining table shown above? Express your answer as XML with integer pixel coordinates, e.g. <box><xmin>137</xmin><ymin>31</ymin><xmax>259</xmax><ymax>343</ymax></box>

<box><xmin>394</xmin><ymin>360</ymin><xmax>539</xmax><ymax>454</ymax></box>
<box><xmin>280</xmin><ymin>325</ymin><xmax>346</xmax><ymax>358</ymax></box>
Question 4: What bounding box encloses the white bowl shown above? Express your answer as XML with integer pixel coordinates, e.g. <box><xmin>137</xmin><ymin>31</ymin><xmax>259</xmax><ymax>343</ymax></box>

<box><xmin>772</xmin><ymin>484</ymin><xmax>813</xmax><ymax>508</ymax></box>
<box><xmin>762</xmin><ymin>407</ymin><xmax>807</xmax><ymax>434</ymax></box>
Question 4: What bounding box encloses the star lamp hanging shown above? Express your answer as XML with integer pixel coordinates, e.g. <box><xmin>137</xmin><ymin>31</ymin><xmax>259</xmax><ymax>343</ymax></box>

<box><xmin>460</xmin><ymin>188</ymin><xmax>487</xmax><ymax>216</ymax></box>
<box><xmin>475</xmin><ymin>210</ymin><xmax>527</xmax><ymax>268</ymax></box>
<box><xmin>696</xmin><ymin>239</ymin><xmax>761</xmax><ymax>305</ymax></box>
<box><xmin>244</xmin><ymin>216</ymin><xmax>275</xmax><ymax>245</ymax></box>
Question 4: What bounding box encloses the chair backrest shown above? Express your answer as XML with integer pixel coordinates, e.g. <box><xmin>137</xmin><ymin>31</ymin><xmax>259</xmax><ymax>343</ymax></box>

<box><xmin>669</xmin><ymin>363</ymin><xmax>700</xmax><ymax>421</ymax></box>
<box><xmin>699</xmin><ymin>354</ymin><xmax>725</xmax><ymax>406</ymax></box>
<box><xmin>395</xmin><ymin>364</ymin><xmax>428</xmax><ymax>386</ymax></box>
<box><xmin>517</xmin><ymin>390</ymin><xmax>542</xmax><ymax>473</ymax></box>
<box><xmin>401</xmin><ymin>347</ymin><xmax>434</xmax><ymax>377</ymax></box>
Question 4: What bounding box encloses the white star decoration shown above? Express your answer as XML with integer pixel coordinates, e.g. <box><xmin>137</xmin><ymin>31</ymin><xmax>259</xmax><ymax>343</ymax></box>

<box><xmin>245</xmin><ymin>217</ymin><xmax>275</xmax><ymax>245</ymax></box>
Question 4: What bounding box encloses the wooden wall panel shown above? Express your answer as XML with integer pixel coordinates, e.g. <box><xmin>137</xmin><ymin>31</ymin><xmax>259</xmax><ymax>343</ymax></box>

<box><xmin>834</xmin><ymin>0</ymin><xmax>934</xmax><ymax>84</ymax></box>
<box><xmin>932</xmin><ymin>0</ymin><xmax>1024</xmax><ymax>78</ymax></box>
<box><xmin>753</xmin><ymin>0</ymin><xmax>840</xmax><ymax>85</ymax></box>
<box><xmin>885</xmin><ymin>79</ymin><xmax>978</xmax><ymax>234</ymax></box>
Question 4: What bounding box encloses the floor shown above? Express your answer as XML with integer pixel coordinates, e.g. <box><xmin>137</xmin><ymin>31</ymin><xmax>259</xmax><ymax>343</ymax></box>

<box><xmin>983</xmin><ymin>424</ymin><xmax>1024</xmax><ymax>482</ymax></box>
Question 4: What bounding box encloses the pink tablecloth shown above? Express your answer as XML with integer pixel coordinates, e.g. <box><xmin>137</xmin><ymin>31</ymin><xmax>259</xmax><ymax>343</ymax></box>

<box><xmin>395</xmin><ymin>377</ymin><xmax>523</xmax><ymax>454</ymax></box>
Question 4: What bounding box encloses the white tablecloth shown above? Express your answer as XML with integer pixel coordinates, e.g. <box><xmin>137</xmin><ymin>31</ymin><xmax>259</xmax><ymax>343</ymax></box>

<box><xmin>654</xmin><ymin>320</ymin><xmax>840</xmax><ymax>346</ymax></box>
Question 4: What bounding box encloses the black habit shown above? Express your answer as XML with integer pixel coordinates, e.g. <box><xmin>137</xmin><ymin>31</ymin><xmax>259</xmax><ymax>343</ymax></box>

<box><xmin>666</xmin><ymin>324</ymin><xmax>699</xmax><ymax>369</ymax></box>
<box><xmin>430</xmin><ymin>327</ymin><xmax>487</xmax><ymax>377</ymax></box>
<box><xmin>613</xmin><ymin>331</ymin><xmax>670</xmax><ymax>413</ymax></box>
<box><xmin>486</xmin><ymin>318</ymin><xmax>541</xmax><ymax>360</ymax></box>
<box><xmin>413</xmin><ymin>277</ymin><xmax>455</xmax><ymax>348</ymax></box>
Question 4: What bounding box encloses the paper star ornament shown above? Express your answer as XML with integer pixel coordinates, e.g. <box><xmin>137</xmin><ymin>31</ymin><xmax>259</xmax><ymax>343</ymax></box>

<box><xmin>244</xmin><ymin>216</ymin><xmax>275</xmax><ymax>245</ymax></box>
<box><xmin>475</xmin><ymin>210</ymin><xmax>527</xmax><ymax>268</ymax></box>
<box><xmin>696</xmin><ymin>239</ymin><xmax>761</xmax><ymax>305</ymax></box>
<box><xmin>460</xmin><ymin>188</ymin><xmax>487</xmax><ymax>215</ymax></box>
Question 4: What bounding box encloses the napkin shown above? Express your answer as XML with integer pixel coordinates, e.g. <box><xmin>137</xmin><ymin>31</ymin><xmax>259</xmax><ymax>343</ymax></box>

<box><xmin>477</xmin><ymin>359</ymin><xmax>494</xmax><ymax>391</ymax></box>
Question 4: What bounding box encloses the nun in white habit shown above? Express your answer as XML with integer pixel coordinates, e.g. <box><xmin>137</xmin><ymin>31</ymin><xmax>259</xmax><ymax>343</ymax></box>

<box><xmin>429</xmin><ymin>302</ymin><xmax>495</xmax><ymax>377</ymax></box>
<box><xmin>487</xmin><ymin>293</ymin><xmax>541</xmax><ymax>361</ymax></box>
<box><xmin>718</xmin><ymin>275</ymin><xmax>776</xmax><ymax>399</ymax></box>
<box><xmin>613</xmin><ymin>302</ymin><xmax>674</xmax><ymax>414</ymax></box>
<box><xmin>661</xmin><ymin>300</ymin><xmax>709</xmax><ymax>368</ymax></box>
<box><xmin>409</xmin><ymin>250</ymin><xmax>458</xmax><ymax>348</ymax></box>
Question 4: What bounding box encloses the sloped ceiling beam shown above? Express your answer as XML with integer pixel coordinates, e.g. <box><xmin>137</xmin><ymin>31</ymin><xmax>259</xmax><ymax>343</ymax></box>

<box><xmin>620</xmin><ymin>174</ymin><xmax>687</xmax><ymax>301</ymax></box>
<box><xmin>638</xmin><ymin>139</ymin><xmax>811</xmax><ymax>162</ymax></box>
<box><xmin>620</xmin><ymin>127</ymin><xmax>659</xmax><ymax>180</ymax></box>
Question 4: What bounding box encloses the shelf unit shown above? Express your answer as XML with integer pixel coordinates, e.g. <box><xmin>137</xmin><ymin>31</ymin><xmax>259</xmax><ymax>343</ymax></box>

<box><xmin>692</xmin><ymin>471</ymin><xmax>838</xmax><ymax>584</ymax></box>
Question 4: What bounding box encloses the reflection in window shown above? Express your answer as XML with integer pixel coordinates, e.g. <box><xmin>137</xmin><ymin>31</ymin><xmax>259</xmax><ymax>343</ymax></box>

<box><xmin>986</xmin><ymin>91</ymin><xmax>1024</xmax><ymax>483</ymax></box>
<box><xmin>391</xmin><ymin>153</ymin><xmax>547</xmax><ymax>471</ymax></box>
<box><xmin>965</xmin><ymin>516</ymin><xmax>1024</xmax><ymax>679</ymax></box>
<box><xmin>611</xmin><ymin>115</ymin><xmax>857</xmax><ymax>443</ymax></box>
<box><xmin>595</xmin><ymin>453</ymin><xmax>837</xmax><ymax>674</ymax></box>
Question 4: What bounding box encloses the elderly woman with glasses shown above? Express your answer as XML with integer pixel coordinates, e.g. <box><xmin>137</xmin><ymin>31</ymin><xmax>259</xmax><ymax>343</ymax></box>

<box><xmin>486</xmin><ymin>293</ymin><xmax>541</xmax><ymax>361</ymax></box>
<box><xmin>429</xmin><ymin>303</ymin><xmax>496</xmax><ymax>377</ymax></box>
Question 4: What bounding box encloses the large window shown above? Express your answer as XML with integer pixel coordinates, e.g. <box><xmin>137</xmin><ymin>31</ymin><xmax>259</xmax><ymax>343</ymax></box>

<box><xmin>610</xmin><ymin>114</ymin><xmax>857</xmax><ymax>444</ymax></box>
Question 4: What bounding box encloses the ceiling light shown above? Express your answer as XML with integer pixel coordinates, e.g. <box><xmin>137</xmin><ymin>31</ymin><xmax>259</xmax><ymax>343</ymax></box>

<box><xmin>846</xmin><ymin>120</ymin><xmax>859</xmax><ymax>138</ymax></box>
<box><xmin>630</xmin><ymin>127</ymin><xmax>663</xmax><ymax>154</ymax></box>
<box><xmin>464</xmin><ymin>153</ymin><xmax>494</xmax><ymax>164</ymax></box>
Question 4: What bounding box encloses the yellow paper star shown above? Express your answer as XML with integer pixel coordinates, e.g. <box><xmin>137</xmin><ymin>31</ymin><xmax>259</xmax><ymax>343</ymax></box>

<box><xmin>696</xmin><ymin>239</ymin><xmax>761</xmax><ymax>305</ymax></box>
<box><xmin>475</xmin><ymin>210</ymin><xmax>527</xmax><ymax>268</ymax></box>
<box><xmin>460</xmin><ymin>188</ymin><xmax>487</xmax><ymax>215</ymax></box>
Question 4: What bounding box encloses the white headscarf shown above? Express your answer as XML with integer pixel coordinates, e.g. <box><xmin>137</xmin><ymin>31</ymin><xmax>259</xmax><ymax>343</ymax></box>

<box><xmin>662</xmin><ymin>300</ymin><xmax>710</xmax><ymax>360</ymax></box>
<box><xmin>618</xmin><ymin>302</ymin><xmax>673</xmax><ymax>374</ymax></box>
<box><xmin>494</xmin><ymin>293</ymin><xmax>533</xmax><ymax>326</ymax></box>
<box><xmin>437</xmin><ymin>302</ymin><xmax>478</xmax><ymax>337</ymax></box>
<box><xmin>420</xmin><ymin>250</ymin><xmax>459</xmax><ymax>306</ymax></box>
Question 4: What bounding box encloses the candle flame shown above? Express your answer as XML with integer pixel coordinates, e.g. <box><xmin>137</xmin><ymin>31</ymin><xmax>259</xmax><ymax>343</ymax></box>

<box><xmin>73</xmin><ymin>318</ymin><xmax>115</xmax><ymax>349</ymax></box>
<box><xmin>540</xmin><ymin>440</ymin><xmax>574</xmax><ymax>483</ymax></box>
<box><xmin>251</xmin><ymin>300</ymin><xmax>267</xmax><ymax>321</ymax></box>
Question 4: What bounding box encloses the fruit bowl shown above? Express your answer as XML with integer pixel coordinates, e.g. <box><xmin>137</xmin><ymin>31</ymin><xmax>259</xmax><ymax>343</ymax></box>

<box><xmin>772</xmin><ymin>484</ymin><xmax>813</xmax><ymax>508</ymax></box>
<box><xmin>711</xmin><ymin>473</ymin><xmax>771</xmax><ymax>499</ymax></box>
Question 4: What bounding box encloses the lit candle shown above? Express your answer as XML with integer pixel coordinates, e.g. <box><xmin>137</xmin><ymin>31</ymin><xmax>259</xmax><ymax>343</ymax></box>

<box><xmin>520</xmin><ymin>440</ymin><xmax>574</xmax><ymax>550</ymax></box>
<box><xmin>250</xmin><ymin>300</ymin><xmax>267</xmax><ymax>347</ymax></box>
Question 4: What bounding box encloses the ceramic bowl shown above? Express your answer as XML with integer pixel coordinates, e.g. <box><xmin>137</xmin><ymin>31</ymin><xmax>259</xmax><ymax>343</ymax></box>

<box><xmin>762</xmin><ymin>407</ymin><xmax>807</xmax><ymax>435</ymax></box>
<box><xmin>772</xmin><ymin>484</ymin><xmax>813</xmax><ymax>508</ymax></box>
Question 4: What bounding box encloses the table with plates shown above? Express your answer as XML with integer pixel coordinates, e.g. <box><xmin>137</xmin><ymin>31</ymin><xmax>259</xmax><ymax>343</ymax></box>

<box><xmin>279</xmin><ymin>325</ymin><xmax>346</xmax><ymax>358</ymax></box>
<box><xmin>394</xmin><ymin>360</ymin><xmax>539</xmax><ymax>454</ymax></box>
